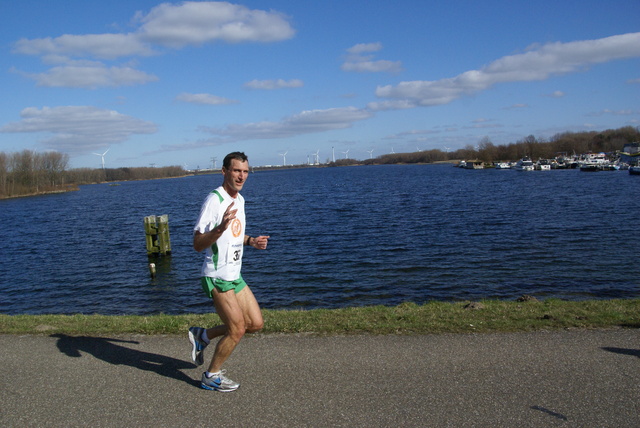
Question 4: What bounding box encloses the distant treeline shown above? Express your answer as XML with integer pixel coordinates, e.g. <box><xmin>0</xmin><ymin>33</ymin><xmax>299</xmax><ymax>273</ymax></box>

<box><xmin>3</xmin><ymin>126</ymin><xmax>639</xmax><ymax>197</ymax></box>
<box><xmin>0</xmin><ymin>150</ymin><xmax>185</xmax><ymax>199</ymax></box>
<box><xmin>333</xmin><ymin>126</ymin><xmax>640</xmax><ymax>166</ymax></box>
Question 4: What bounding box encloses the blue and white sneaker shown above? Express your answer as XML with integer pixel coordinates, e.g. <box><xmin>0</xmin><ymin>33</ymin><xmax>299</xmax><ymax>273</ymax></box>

<box><xmin>188</xmin><ymin>326</ymin><xmax>208</xmax><ymax>366</ymax></box>
<box><xmin>201</xmin><ymin>370</ymin><xmax>240</xmax><ymax>392</ymax></box>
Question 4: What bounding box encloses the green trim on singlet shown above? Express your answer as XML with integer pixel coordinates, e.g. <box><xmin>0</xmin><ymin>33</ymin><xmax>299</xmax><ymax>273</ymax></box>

<box><xmin>211</xmin><ymin>241</ymin><xmax>219</xmax><ymax>270</ymax></box>
<box><xmin>209</xmin><ymin>189</ymin><xmax>224</xmax><ymax>269</ymax></box>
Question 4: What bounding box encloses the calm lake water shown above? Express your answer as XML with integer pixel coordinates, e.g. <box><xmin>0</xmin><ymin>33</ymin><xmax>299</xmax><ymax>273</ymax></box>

<box><xmin>1</xmin><ymin>164</ymin><xmax>639</xmax><ymax>315</ymax></box>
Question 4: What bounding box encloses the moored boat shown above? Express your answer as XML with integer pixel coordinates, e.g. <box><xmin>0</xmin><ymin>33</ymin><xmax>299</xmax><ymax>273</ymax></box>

<box><xmin>580</xmin><ymin>164</ymin><xmax>600</xmax><ymax>172</ymax></box>
<box><xmin>578</xmin><ymin>152</ymin><xmax>613</xmax><ymax>171</ymax></box>
<box><xmin>514</xmin><ymin>156</ymin><xmax>534</xmax><ymax>171</ymax></box>
<box><xmin>535</xmin><ymin>159</ymin><xmax>552</xmax><ymax>171</ymax></box>
<box><xmin>464</xmin><ymin>160</ymin><xmax>484</xmax><ymax>169</ymax></box>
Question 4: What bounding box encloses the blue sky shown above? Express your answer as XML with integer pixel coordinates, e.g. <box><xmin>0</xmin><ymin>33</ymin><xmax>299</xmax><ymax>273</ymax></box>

<box><xmin>1</xmin><ymin>0</ymin><xmax>639</xmax><ymax>169</ymax></box>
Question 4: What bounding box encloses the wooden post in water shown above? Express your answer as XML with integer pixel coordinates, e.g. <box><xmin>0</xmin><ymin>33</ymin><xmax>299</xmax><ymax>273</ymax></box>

<box><xmin>144</xmin><ymin>215</ymin><xmax>172</xmax><ymax>256</ymax></box>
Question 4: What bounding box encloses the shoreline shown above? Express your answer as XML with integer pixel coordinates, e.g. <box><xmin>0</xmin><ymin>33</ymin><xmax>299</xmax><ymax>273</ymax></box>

<box><xmin>0</xmin><ymin>185</ymin><xmax>80</xmax><ymax>200</ymax></box>
<box><xmin>2</xmin><ymin>298</ymin><xmax>638</xmax><ymax>336</ymax></box>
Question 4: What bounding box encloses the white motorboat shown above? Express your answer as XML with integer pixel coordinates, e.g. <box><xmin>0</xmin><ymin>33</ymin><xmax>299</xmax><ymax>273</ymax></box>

<box><xmin>578</xmin><ymin>152</ymin><xmax>612</xmax><ymax>171</ymax></box>
<box><xmin>535</xmin><ymin>159</ymin><xmax>552</xmax><ymax>171</ymax></box>
<box><xmin>514</xmin><ymin>157</ymin><xmax>534</xmax><ymax>171</ymax></box>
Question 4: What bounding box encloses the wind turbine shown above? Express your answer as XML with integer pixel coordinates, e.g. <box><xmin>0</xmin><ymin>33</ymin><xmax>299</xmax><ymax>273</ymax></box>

<box><xmin>279</xmin><ymin>151</ymin><xmax>288</xmax><ymax>166</ymax></box>
<box><xmin>341</xmin><ymin>149</ymin><xmax>349</xmax><ymax>159</ymax></box>
<box><xmin>366</xmin><ymin>149</ymin><xmax>374</xmax><ymax>159</ymax></box>
<box><xmin>314</xmin><ymin>149</ymin><xmax>320</xmax><ymax>165</ymax></box>
<box><xmin>92</xmin><ymin>148</ymin><xmax>110</xmax><ymax>170</ymax></box>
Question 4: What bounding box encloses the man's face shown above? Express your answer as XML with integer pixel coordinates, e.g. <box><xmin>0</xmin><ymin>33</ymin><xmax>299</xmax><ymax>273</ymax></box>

<box><xmin>222</xmin><ymin>158</ymin><xmax>249</xmax><ymax>196</ymax></box>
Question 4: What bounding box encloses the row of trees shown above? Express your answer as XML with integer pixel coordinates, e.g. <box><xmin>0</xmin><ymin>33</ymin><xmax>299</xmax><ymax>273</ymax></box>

<box><xmin>3</xmin><ymin>126</ymin><xmax>638</xmax><ymax>197</ymax></box>
<box><xmin>329</xmin><ymin>126</ymin><xmax>640</xmax><ymax>166</ymax></box>
<box><xmin>69</xmin><ymin>165</ymin><xmax>185</xmax><ymax>183</ymax></box>
<box><xmin>0</xmin><ymin>150</ymin><xmax>71</xmax><ymax>197</ymax></box>
<box><xmin>462</xmin><ymin>126</ymin><xmax>639</xmax><ymax>164</ymax></box>
<box><xmin>0</xmin><ymin>150</ymin><xmax>185</xmax><ymax>198</ymax></box>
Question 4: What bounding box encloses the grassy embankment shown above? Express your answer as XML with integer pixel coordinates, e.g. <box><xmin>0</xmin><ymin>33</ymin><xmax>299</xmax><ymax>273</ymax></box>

<box><xmin>1</xmin><ymin>298</ymin><xmax>639</xmax><ymax>336</ymax></box>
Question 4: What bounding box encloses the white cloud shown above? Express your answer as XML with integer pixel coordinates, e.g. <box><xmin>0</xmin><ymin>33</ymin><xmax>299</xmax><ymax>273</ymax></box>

<box><xmin>16</xmin><ymin>62</ymin><xmax>158</xmax><ymax>88</ymax></box>
<box><xmin>383</xmin><ymin>129</ymin><xmax>441</xmax><ymax>140</ymax></box>
<box><xmin>12</xmin><ymin>33</ymin><xmax>155</xmax><ymax>60</ymax></box>
<box><xmin>0</xmin><ymin>106</ymin><xmax>157</xmax><ymax>153</ymax></box>
<box><xmin>342</xmin><ymin>42</ymin><xmax>402</xmax><ymax>73</ymax></box>
<box><xmin>347</xmin><ymin>42</ymin><xmax>382</xmax><ymax>54</ymax></box>
<box><xmin>342</xmin><ymin>59</ymin><xmax>403</xmax><ymax>73</ymax></box>
<box><xmin>11</xmin><ymin>2</ymin><xmax>295</xmax><ymax>88</ymax></box>
<box><xmin>464</xmin><ymin>122</ymin><xmax>503</xmax><ymax>130</ymax></box>
<box><xmin>366</xmin><ymin>99</ymin><xmax>416</xmax><ymax>111</ymax></box>
<box><xmin>503</xmin><ymin>103</ymin><xmax>530</xmax><ymax>110</ymax></box>
<box><xmin>587</xmin><ymin>108</ymin><xmax>637</xmax><ymax>117</ymax></box>
<box><xmin>175</xmin><ymin>92</ymin><xmax>238</xmax><ymax>105</ymax></box>
<box><xmin>136</xmin><ymin>1</ymin><xmax>295</xmax><ymax>47</ymax></box>
<box><xmin>376</xmin><ymin>32</ymin><xmax>640</xmax><ymax>107</ymax></box>
<box><xmin>244</xmin><ymin>79</ymin><xmax>304</xmax><ymax>90</ymax></box>
<box><xmin>546</xmin><ymin>90</ymin><xmax>566</xmax><ymax>98</ymax></box>
<box><xmin>13</xmin><ymin>3</ymin><xmax>295</xmax><ymax>59</ymax></box>
<box><xmin>201</xmin><ymin>107</ymin><xmax>373</xmax><ymax>140</ymax></box>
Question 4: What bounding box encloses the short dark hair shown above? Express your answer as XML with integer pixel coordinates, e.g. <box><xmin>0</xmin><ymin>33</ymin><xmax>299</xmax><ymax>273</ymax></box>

<box><xmin>222</xmin><ymin>152</ymin><xmax>248</xmax><ymax>169</ymax></box>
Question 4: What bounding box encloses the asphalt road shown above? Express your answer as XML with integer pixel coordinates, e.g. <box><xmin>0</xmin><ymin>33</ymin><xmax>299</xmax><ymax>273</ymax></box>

<box><xmin>1</xmin><ymin>329</ymin><xmax>638</xmax><ymax>427</ymax></box>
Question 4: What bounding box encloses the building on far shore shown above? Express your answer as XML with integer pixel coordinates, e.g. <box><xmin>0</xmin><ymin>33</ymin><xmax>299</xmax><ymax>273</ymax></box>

<box><xmin>620</xmin><ymin>142</ymin><xmax>640</xmax><ymax>164</ymax></box>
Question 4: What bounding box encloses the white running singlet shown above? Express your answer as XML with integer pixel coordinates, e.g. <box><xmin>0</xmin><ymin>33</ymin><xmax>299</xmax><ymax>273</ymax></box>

<box><xmin>194</xmin><ymin>186</ymin><xmax>246</xmax><ymax>281</ymax></box>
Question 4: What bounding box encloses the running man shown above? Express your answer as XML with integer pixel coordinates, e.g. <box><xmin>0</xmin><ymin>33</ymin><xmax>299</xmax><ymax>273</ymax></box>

<box><xmin>189</xmin><ymin>151</ymin><xmax>269</xmax><ymax>392</ymax></box>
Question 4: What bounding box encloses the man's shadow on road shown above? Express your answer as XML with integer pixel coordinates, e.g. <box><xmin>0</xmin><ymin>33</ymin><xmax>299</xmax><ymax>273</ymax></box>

<box><xmin>601</xmin><ymin>347</ymin><xmax>640</xmax><ymax>358</ymax></box>
<box><xmin>52</xmin><ymin>334</ymin><xmax>199</xmax><ymax>387</ymax></box>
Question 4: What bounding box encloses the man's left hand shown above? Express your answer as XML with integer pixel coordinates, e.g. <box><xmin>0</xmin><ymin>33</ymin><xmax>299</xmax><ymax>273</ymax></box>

<box><xmin>252</xmin><ymin>235</ymin><xmax>270</xmax><ymax>250</ymax></box>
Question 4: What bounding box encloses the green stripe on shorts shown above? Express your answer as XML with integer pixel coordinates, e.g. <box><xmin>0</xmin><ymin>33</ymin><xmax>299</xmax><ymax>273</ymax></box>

<box><xmin>201</xmin><ymin>276</ymin><xmax>247</xmax><ymax>298</ymax></box>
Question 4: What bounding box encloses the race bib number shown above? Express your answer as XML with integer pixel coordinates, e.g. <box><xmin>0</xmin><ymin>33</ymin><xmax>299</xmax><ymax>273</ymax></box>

<box><xmin>227</xmin><ymin>243</ymin><xmax>243</xmax><ymax>266</ymax></box>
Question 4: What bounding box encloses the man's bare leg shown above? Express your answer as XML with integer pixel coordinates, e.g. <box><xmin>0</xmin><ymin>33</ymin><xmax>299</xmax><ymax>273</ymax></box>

<box><xmin>207</xmin><ymin>285</ymin><xmax>263</xmax><ymax>373</ymax></box>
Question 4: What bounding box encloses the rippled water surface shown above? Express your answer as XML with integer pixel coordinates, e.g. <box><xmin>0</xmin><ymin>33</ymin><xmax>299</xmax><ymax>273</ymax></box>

<box><xmin>1</xmin><ymin>164</ymin><xmax>638</xmax><ymax>314</ymax></box>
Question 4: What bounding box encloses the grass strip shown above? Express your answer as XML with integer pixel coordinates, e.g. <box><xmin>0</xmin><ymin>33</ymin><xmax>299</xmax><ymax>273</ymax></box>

<box><xmin>1</xmin><ymin>299</ymin><xmax>639</xmax><ymax>336</ymax></box>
